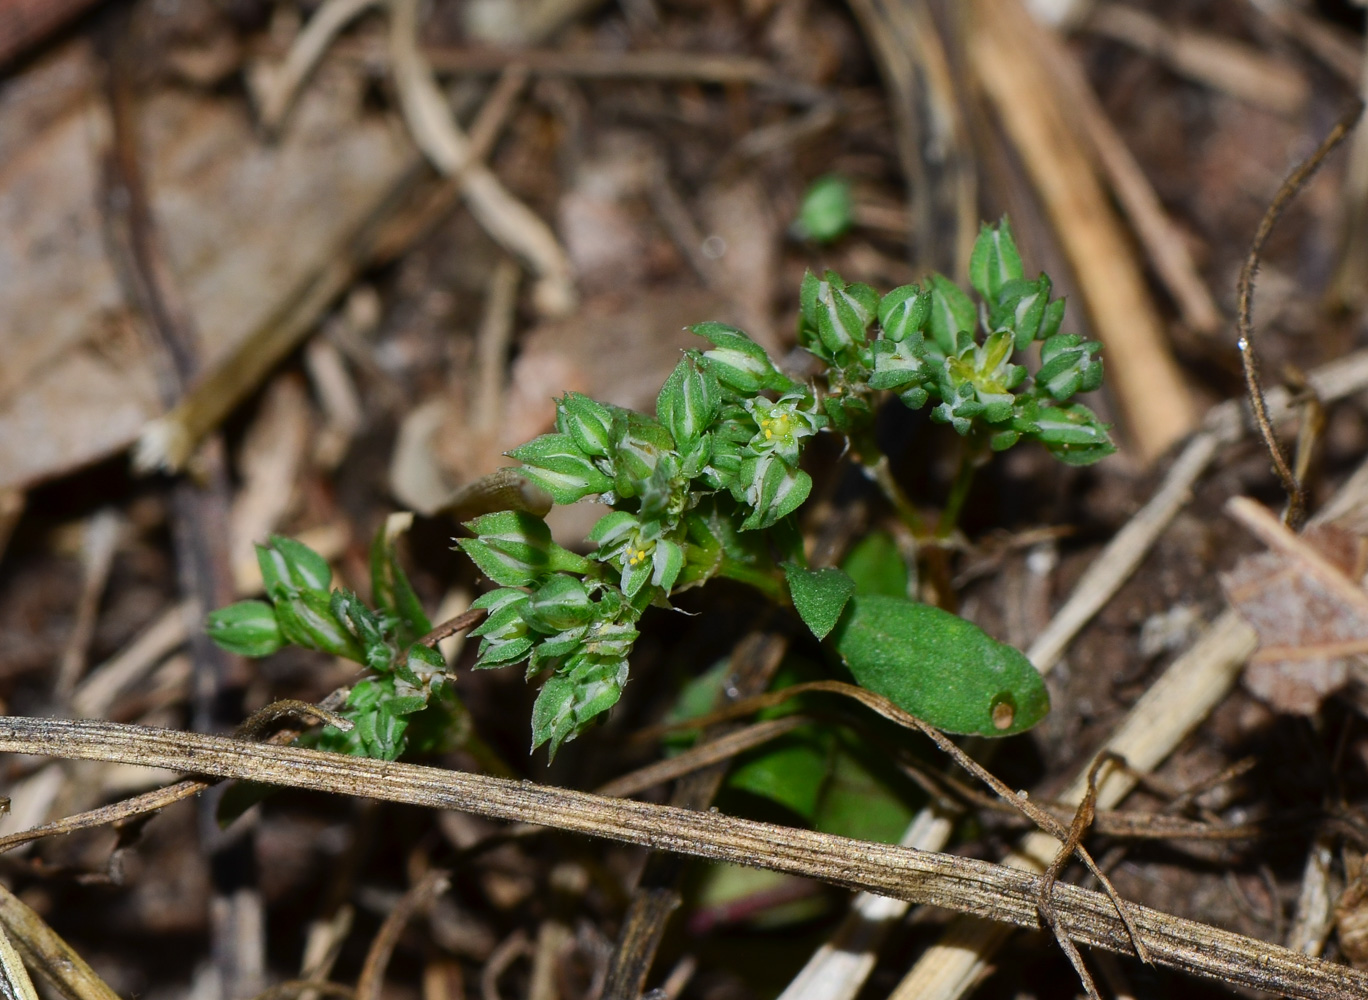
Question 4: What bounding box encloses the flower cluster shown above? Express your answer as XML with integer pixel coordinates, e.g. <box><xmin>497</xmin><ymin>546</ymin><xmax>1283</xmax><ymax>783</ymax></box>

<box><xmin>207</xmin><ymin>533</ymin><xmax>458</xmax><ymax>760</ymax></box>
<box><xmin>459</xmin><ymin>330</ymin><xmax>828</xmax><ymax>755</ymax></box>
<box><xmin>804</xmin><ymin>218</ymin><xmax>1112</xmax><ymax>464</ymax></box>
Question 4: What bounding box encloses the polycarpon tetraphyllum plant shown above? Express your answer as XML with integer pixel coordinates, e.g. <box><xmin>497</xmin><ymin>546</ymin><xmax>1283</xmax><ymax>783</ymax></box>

<box><xmin>209</xmin><ymin>218</ymin><xmax>1113</xmax><ymax>761</ymax></box>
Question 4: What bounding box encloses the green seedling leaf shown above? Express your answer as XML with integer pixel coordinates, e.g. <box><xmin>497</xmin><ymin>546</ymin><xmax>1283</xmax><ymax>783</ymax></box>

<box><xmin>794</xmin><ymin>174</ymin><xmax>853</xmax><ymax>243</ymax></box>
<box><xmin>370</xmin><ymin>515</ymin><xmax>431</xmax><ymax>645</ymax></box>
<box><xmin>840</xmin><ymin>532</ymin><xmax>908</xmax><ymax>599</ymax></box>
<box><xmin>784</xmin><ymin>565</ymin><xmax>856</xmax><ymax>640</ymax></box>
<box><xmin>205</xmin><ymin>600</ymin><xmax>284</xmax><ymax>658</ymax></box>
<box><xmin>831</xmin><ymin>595</ymin><xmax>1049</xmax><ymax>736</ymax></box>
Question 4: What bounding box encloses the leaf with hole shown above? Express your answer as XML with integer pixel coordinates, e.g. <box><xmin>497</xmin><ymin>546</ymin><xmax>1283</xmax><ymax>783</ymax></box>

<box><xmin>831</xmin><ymin>595</ymin><xmax>1048</xmax><ymax>736</ymax></box>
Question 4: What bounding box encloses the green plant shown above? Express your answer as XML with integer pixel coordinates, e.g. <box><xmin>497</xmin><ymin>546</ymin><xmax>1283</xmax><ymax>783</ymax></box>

<box><xmin>209</xmin><ymin>218</ymin><xmax>1112</xmax><ymax>761</ymax></box>
<box><xmin>793</xmin><ymin>174</ymin><xmax>854</xmax><ymax>243</ymax></box>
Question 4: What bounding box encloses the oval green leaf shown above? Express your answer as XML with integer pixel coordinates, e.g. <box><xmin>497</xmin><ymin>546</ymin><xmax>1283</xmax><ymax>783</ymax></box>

<box><xmin>832</xmin><ymin>595</ymin><xmax>1049</xmax><ymax>736</ymax></box>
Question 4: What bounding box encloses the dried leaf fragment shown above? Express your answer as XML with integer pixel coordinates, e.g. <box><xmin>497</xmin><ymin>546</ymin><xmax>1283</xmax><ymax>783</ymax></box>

<box><xmin>1221</xmin><ymin>497</ymin><xmax>1368</xmax><ymax>715</ymax></box>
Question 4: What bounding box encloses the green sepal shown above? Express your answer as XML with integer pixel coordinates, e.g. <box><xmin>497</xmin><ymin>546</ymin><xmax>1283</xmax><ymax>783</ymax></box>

<box><xmin>651</xmin><ymin>537</ymin><xmax>684</xmax><ymax>593</ymax></box>
<box><xmin>784</xmin><ymin>564</ymin><xmax>856</xmax><ymax>640</ymax></box>
<box><xmin>926</xmin><ymin>274</ymin><xmax>976</xmax><ymax>359</ymax></box>
<box><xmin>657</xmin><ymin>356</ymin><xmax>721</xmax><ymax>449</ymax></box>
<box><xmin>610</xmin><ymin>411</ymin><xmax>677</xmax><ymax>498</ymax></box>
<box><xmin>509</xmin><ymin>433</ymin><xmax>613</xmax><ymax>504</ymax></box>
<box><xmin>693</xmin><ymin>322</ymin><xmax>796</xmax><ymax>395</ymax></box>
<box><xmin>524</xmin><ymin>574</ymin><xmax>595</xmax><ymax>632</ymax></box>
<box><xmin>531</xmin><ymin>658</ymin><xmax>629</xmax><ymax>759</ymax></box>
<box><xmin>205</xmin><ymin>600</ymin><xmax>284</xmax><ymax>658</ymax></box>
<box><xmin>1036</xmin><ymin>334</ymin><xmax>1104</xmax><ymax>402</ymax></box>
<box><xmin>256</xmin><ymin>536</ymin><xmax>332</xmax><ymax>600</ymax></box>
<box><xmin>738</xmin><ymin>457</ymin><xmax>812</xmax><ymax>531</ymax></box>
<box><xmin>555</xmin><ymin>392</ymin><xmax>616</xmax><ymax>458</ymax></box>
<box><xmin>814</xmin><ymin>274</ymin><xmax>877</xmax><ymax>355</ymax></box>
<box><xmin>275</xmin><ymin>589</ymin><xmax>364</xmax><ymax>661</ymax></box>
<box><xmin>968</xmin><ymin>217</ymin><xmax>1024</xmax><ymax>305</ymax></box>
<box><xmin>330</xmin><ymin>589</ymin><xmax>394</xmax><ymax>674</ymax></box>
<box><xmin>458</xmin><ymin>510</ymin><xmax>554</xmax><ymax>586</ymax></box>
<box><xmin>877</xmin><ymin>284</ymin><xmax>929</xmax><ymax>343</ymax></box>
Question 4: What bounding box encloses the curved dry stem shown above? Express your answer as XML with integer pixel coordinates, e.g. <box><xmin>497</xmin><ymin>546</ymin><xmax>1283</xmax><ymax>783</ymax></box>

<box><xmin>1236</xmin><ymin>100</ymin><xmax>1363</xmax><ymax>528</ymax></box>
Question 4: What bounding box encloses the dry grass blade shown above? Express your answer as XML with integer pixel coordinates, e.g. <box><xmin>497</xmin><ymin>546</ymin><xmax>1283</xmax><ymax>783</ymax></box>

<box><xmin>0</xmin><ymin>716</ymin><xmax>1363</xmax><ymax>999</ymax></box>
<box><xmin>0</xmin><ymin>883</ymin><xmax>119</xmax><ymax>1000</ymax></box>
<box><xmin>0</xmin><ymin>920</ymin><xmax>38</xmax><ymax>1000</ymax></box>
<box><xmin>389</xmin><ymin>0</ymin><xmax>575</xmax><ymax>317</ymax></box>
<box><xmin>969</xmin><ymin>0</ymin><xmax>1196</xmax><ymax>462</ymax></box>
<box><xmin>253</xmin><ymin>0</ymin><xmax>380</xmax><ymax>131</ymax></box>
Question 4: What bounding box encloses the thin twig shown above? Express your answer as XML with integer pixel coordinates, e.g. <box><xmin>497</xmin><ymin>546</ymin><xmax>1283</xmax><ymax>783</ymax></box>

<box><xmin>1236</xmin><ymin>100</ymin><xmax>1363</xmax><ymax>529</ymax></box>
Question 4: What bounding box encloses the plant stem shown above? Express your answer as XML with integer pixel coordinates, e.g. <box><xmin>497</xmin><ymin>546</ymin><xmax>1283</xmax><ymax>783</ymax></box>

<box><xmin>716</xmin><ymin>556</ymin><xmax>788</xmax><ymax>604</ymax></box>
<box><xmin>937</xmin><ymin>435</ymin><xmax>989</xmax><ymax>539</ymax></box>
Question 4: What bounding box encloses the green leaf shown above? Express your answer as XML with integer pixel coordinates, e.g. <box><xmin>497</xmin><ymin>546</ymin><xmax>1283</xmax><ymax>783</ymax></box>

<box><xmin>256</xmin><ymin>536</ymin><xmax>332</xmax><ymax>600</ymax></box>
<box><xmin>1033</xmin><ymin>404</ymin><xmax>1116</xmax><ymax>466</ymax></box>
<box><xmin>809</xmin><ymin>734</ymin><xmax>917</xmax><ymax>842</ymax></box>
<box><xmin>525</xmin><ymin>574</ymin><xmax>595</xmax><ymax>632</ymax></box>
<box><xmin>784</xmin><ymin>565</ymin><xmax>855</xmax><ymax>640</ymax></box>
<box><xmin>839</xmin><ymin>532</ymin><xmax>908</xmax><ymax>599</ymax></box>
<box><xmin>968</xmin><ymin>217</ymin><xmax>1024</xmax><ymax>304</ymax></box>
<box><xmin>727</xmin><ymin>730</ymin><xmax>829</xmax><ymax>820</ymax></box>
<box><xmin>926</xmin><ymin>274</ymin><xmax>976</xmax><ymax>358</ymax></box>
<box><xmin>509</xmin><ymin>433</ymin><xmax>613</xmax><ymax>504</ymax></box>
<box><xmin>832</xmin><ymin>595</ymin><xmax>1049</xmax><ymax>736</ymax></box>
<box><xmin>370</xmin><ymin>517</ymin><xmax>431</xmax><ymax>645</ymax></box>
<box><xmin>205</xmin><ymin>600</ymin><xmax>284</xmax><ymax>657</ymax></box>
<box><xmin>793</xmin><ymin>174</ymin><xmax>853</xmax><ymax>243</ymax></box>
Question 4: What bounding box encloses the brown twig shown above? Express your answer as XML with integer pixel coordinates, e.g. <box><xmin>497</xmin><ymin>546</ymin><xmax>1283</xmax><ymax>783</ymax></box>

<box><xmin>0</xmin><ymin>716</ymin><xmax>1364</xmax><ymax>999</ymax></box>
<box><xmin>1236</xmin><ymin>100</ymin><xmax>1363</xmax><ymax>529</ymax></box>
<box><xmin>356</xmin><ymin>870</ymin><xmax>450</xmax><ymax>1000</ymax></box>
